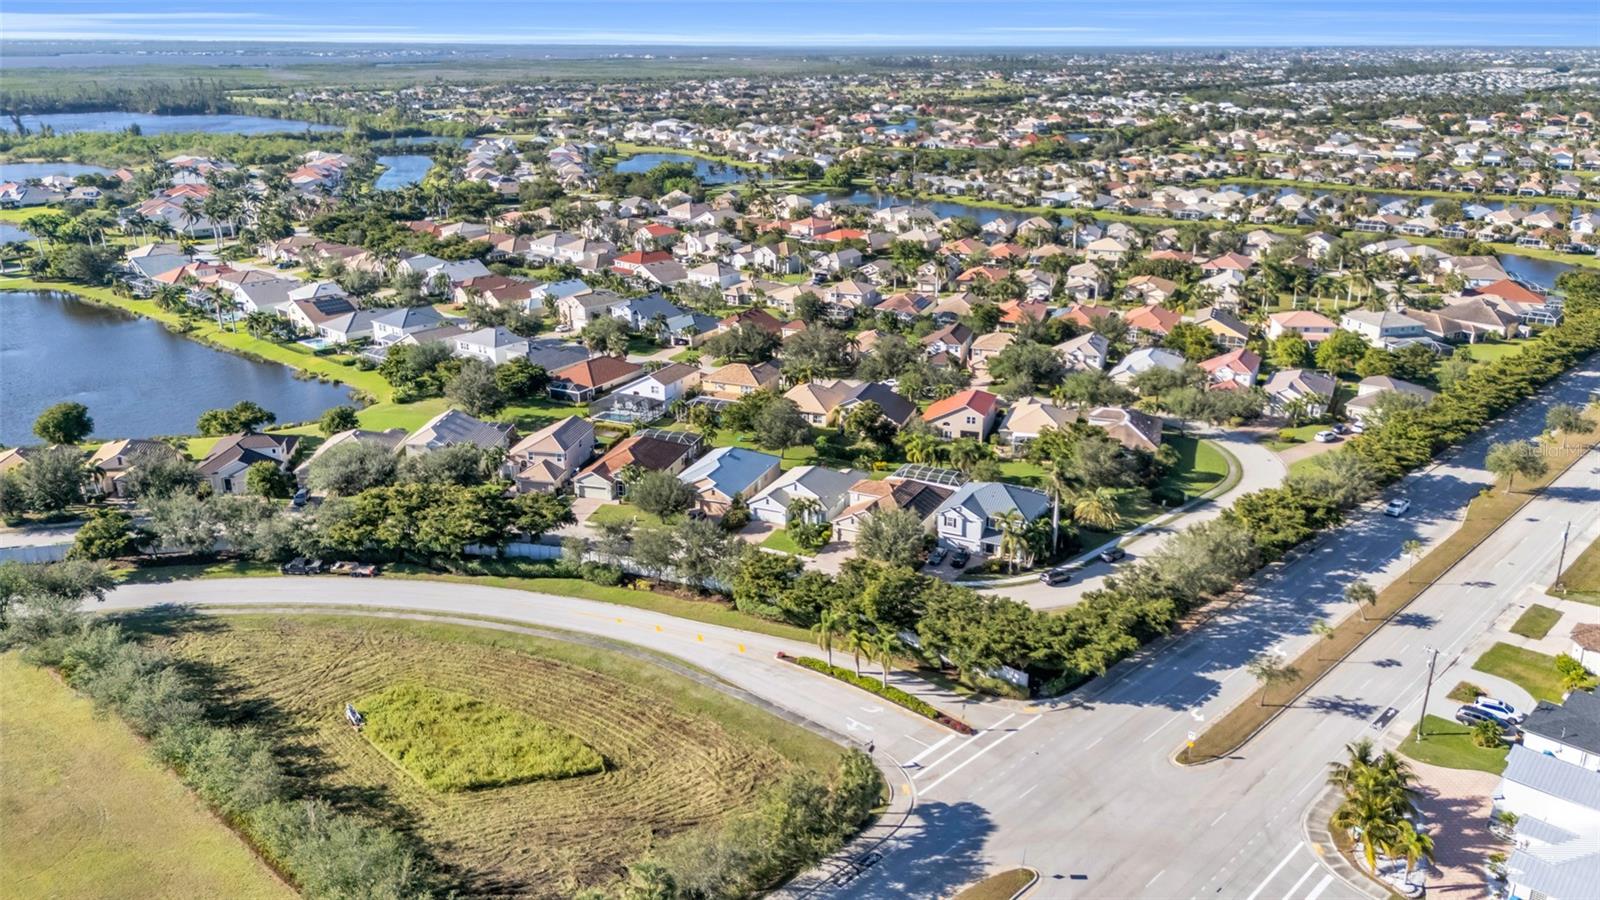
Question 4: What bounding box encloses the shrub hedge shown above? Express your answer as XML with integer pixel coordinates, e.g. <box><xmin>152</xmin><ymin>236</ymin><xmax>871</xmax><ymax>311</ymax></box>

<box><xmin>788</xmin><ymin>654</ymin><xmax>974</xmax><ymax>734</ymax></box>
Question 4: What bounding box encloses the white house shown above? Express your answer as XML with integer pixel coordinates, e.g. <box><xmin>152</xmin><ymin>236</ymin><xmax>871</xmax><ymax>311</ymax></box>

<box><xmin>747</xmin><ymin>466</ymin><xmax>870</xmax><ymax>526</ymax></box>
<box><xmin>1339</xmin><ymin>310</ymin><xmax>1428</xmax><ymax>347</ymax></box>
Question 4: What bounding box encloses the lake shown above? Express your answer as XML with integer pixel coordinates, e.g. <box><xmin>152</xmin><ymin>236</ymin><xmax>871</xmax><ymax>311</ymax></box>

<box><xmin>2</xmin><ymin>112</ymin><xmax>342</xmax><ymax>136</ymax></box>
<box><xmin>1</xmin><ymin>223</ymin><xmax>35</xmax><ymax>244</ymax></box>
<box><xmin>0</xmin><ymin>291</ymin><xmax>355</xmax><ymax>445</ymax></box>
<box><xmin>615</xmin><ymin>152</ymin><xmax>766</xmax><ymax>185</ymax></box>
<box><xmin>1497</xmin><ymin>254</ymin><xmax>1574</xmax><ymax>291</ymax></box>
<box><xmin>374</xmin><ymin>155</ymin><xmax>432</xmax><ymax>190</ymax></box>
<box><xmin>0</xmin><ymin>161</ymin><xmax>115</xmax><ymax>182</ymax></box>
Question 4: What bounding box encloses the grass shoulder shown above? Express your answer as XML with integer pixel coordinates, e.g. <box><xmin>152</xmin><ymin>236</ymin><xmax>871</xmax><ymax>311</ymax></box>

<box><xmin>1397</xmin><ymin>714</ymin><xmax>1509</xmax><ymax>774</ymax></box>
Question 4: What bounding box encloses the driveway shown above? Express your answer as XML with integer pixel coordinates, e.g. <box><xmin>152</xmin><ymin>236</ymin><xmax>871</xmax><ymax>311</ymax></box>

<box><xmin>984</xmin><ymin>425</ymin><xmax>1286</xmax><ymax>609</ymax></box>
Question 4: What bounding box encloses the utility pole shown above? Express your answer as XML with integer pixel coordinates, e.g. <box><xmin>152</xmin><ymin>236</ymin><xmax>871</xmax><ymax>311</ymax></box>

<box><xmin>1554</xmin><ymin>521</ymin><xmax>1571</xmax><ymax>593</ymax></box>
<box><xmin>1417</xmin><ymin>646</ymin><xmax>1439</xmax><ymax>743</ymax></box>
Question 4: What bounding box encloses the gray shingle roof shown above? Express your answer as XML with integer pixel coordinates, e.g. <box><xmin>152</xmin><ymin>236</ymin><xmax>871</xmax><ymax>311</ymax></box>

<box><xmin>1521</xmin><ymin>691</ymin><xmax>1600</xmax><ymax>757</ymax></box>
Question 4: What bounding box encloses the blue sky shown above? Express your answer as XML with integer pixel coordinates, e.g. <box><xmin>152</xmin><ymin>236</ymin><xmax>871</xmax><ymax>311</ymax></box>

<box><xmin>2</xmin><ymin>1</ymin><xmax>1594</xmax><ymax>47</ymax></box>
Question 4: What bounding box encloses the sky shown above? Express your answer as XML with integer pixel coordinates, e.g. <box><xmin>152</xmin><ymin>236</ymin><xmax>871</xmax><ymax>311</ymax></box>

<box><xmin>1</xmin><ymin>0</ymin><xmax>1595</xmax><ymax>48</ymax></box>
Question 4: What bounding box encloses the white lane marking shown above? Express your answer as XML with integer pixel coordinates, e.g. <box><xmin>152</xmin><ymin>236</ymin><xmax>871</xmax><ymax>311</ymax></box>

<box><xmin>1017</xmin><ymin>784</ymin><xmax>1038</xmax><ymax>800</ymax></box>
<box><xmin>903</xmin><ymin>734</ymin><xmax>930</xmax><ymax>749</ymax></box>
<box><xmin>1145</xmin><ymin>869</ymin><xmax>1165</xmax><ymax>888</ymax></box>
<box><xmin>1243</xmin><ymin>841</ymin><xmax>1305</xmax><ymax>900</ymax></box>
<box><xmin>913</xmin><ymin>714</ymin><xmax>1014</xmax><ymax>779</ymax></box>
<box><xmin>1142</xmin><ymin>708</ymin><xmax>1187</xmax><ymax>743</ymax></box>
<box><xmin>1083</xmin><ymin>735</ymin><xmax>1104</xmax><ymax>751</ymax></box>
<box><xmin>1210</xmin><ymin>811</ymin><xmax>1228</xmax><ymax>827</ymax></box>
<box><xmin>1284</xmin><ymin>862</ymin><xmax>1319</xmax><ymax>898</ymax></box>
<box><xmin>904</xmin><ymin>733</ymin><xmax>954</xmax><ymax>765</ymax></box>
<box><xmin>920</xmin><ymin>715</ymin><xmax>1041</xmax><ymax>795</ymax></box>
<box><xmin>1304</xmin><ymin>873</ymin><xmax>1334</xmax><ymax>900</ymax></box>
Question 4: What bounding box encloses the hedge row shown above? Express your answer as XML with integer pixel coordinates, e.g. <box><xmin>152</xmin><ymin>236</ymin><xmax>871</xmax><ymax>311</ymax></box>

<box><xmin>786</xmin><ymin>654</ymin><xmax>975</xmax><ymax>734</ymax></box>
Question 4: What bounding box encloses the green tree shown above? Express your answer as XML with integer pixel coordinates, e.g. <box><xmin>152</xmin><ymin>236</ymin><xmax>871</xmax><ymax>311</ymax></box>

<box><xmin>1346</xmin><ymin>579</ymin><xmax>1379</xmax><ymax>621</ymax></box>
<box><xmin>1484</xmin><ymin>440</ymin><xmax>1547</xmax><ymax>492</ymax></box>
<box><xmin>754</xmin><ymin>399</ymin><xmax>812</xmax><ymax>458</ymax></box>
<box><xmin>196</xmin><ymin>401</ymin><xmax>276</xmax><ymax>436</ymax></box>
<box><xmin>731</xmin><ymin>548</ymin><xmax>802</xmax><ymax>619</ymax></box>
<box><xmin>1246</xmin><ymin>653</ymin><xmax>1300</xmax><ymax>707</ymax></box>
<box><xmin>511</xmin><ymin>492</ymin><xmax>575</xmax><ymax>540</ymax></box>
<box><xmin>1314</xmin><ymin>330</ymin><xmax>1369</xmax><ymax>375</ymax></box>
<box><xmin>17</xmin><ymin>447</ymin><xmax>86</xmax><ymax>513</ymax></box>
<box><xmin>67</xmin><ymin>509</ymin><xmax>145</xmax><ymax>560</ymax></box>
<box><xmin>1269</xmin><ymin>333</ymin><xmax>1313</xmax><ymax>369</ymax></box>
<box><xmin>244</xmin><ymin>461</ymin><xmax>293</xmax><ymax>499</ymax></box>
<box><xmin>33</xmin><ymin>402</ymin><xmax>94</xmax><ymax>445</ymax></box>
<box><xmin>445</xmin><ymin>359</ymin><xmax>507</xmax><ymax>417</ymax></box>
<box><xmin>628</xmin><ymin>470</ymin><xmax>695</xmax><ymax>520</ymax></box>
<box><xmin>1545</xmin><ymin>403</ymin><xmax>1592</xmax><ymax>447</ymax></box>
<box><xmin>580</xmin><ymin>315</ymin><xmax>631</xmax><ymax>356</ymax></box>
<box><xmin>493</xmin><ymin>357</ymin><xmax>549</xmax><ymax>402</ymax></box>
<box><xmin>318</xmin><ymin>405</ymin><xmax>360</xmax><ymax>436</ymax></box>
<box><xmin>854</xmin><ymin>509</ymin><xmax>927</xmax><ymax>568</ymax></box>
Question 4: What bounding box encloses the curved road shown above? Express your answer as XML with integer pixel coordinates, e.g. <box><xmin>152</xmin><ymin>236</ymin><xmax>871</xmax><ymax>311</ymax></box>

<box><xmin>103</xmin><ymin>362</ymin><xmax>1600</xmax><ymax>900</ymax></box>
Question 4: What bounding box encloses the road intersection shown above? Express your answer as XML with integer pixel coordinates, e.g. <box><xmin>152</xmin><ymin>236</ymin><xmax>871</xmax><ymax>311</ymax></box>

<box><xmin>103</xmin><ymin>361</ymin><xmax>1599</xmax><ymax>899</ymax></box>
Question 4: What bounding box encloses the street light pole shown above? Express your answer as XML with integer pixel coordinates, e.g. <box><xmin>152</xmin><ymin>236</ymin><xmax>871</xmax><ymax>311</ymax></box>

<box><xmin>1417</xmin><ymin>646</ymin><xmax>1439</xmax><ymax>742</ymax></box>
<box><xmin>1554</xmin><ymin>521</ymin><xmax>1571</xmax><ymax>592</ymax></box>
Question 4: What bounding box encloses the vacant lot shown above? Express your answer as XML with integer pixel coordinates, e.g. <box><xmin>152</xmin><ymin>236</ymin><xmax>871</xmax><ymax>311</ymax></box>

<box><xmin>1509</xmin><ymin>604</ymin><xmax>1562</xmax><ymax>640</ymax></box>
<box><xmin>0</xmin><ymin>655</ymin><xmax>291</xmax><ymax>900</ymax></box>
<box><xmin>1556</xmin><ymin>533</ymin><xmax>1600</xmax><ymax>605</ymax></box>
<box><xmin>156</xmin><ymin>615</ymin><xmax>842</xmax><ymax>896</ymax></box>
<box><xmin>1472</xmin><ymin>642</ymin><xmax>1565</xmax><ymax>703</ymax></box>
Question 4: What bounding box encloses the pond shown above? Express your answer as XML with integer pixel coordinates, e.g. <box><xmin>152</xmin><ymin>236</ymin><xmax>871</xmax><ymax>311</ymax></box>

<box><xmin>0</xmin><ymin>161</ymin><xmax>115</xmax><ymax>182</ymax></box>
<box><xmin>374</xmin><ymin>155</ymin><xmax>432</xmax><ymax>190</ymax></box>
<box><xmin>2</xmin><ymin>112</ymin><xmax>342</xmax><ymax>136</ymax></box>
<box><xmin>1497</xmin><ymin>254</ymin><xmax>1575</xmax><ymax>291</ymax></box>
<box><xmin>0</xmin><ymin>291</ymin><xmax>356</xmax><ymax>445</ymax></box>
<box><xmin>1</xmin><ymin>223</ymin><xmax>36</xmax><ymax>244</ymax></box>
<box><xmin>614</xmin><ymin>152</ymin><xmax>766</xmax><ymax>185</ymax></box>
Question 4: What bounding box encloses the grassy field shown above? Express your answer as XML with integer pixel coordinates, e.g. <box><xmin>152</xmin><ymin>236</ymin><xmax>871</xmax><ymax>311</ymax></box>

<box><xmin>1553</xmin><ymin>533</ymin><xmax>1600</xmax><ymax>605</ymax></box>
<box><xmin>1472</xmin><ymin>643</ymin><xmax>1566</xmax><ymax>703</ymax></box>
<box><xmin>1397</xmin><ymin>715</ymin><xmax>1510</xmax><ymax>774</ymax></box>
<box><xmin>360</xmin><ymin>683</ymin><xmax>604</xmax><ymax>792</ymax></box>
<box><xmin>155</xmin><ymin>614</ymin><xmax>844</xmax><ymax>896</ymax></box>
<box><xmin>1509</xmin><ymin>604</ymin><xmax>1563</xmax><ymax>640</ymax></box>
<box><xmin>0</xmin><ymin>655</ymin><xmax>292</xmax><ymax>900</ymax></box>
<box><xmin>954</xmin><ymin>868</ymin><xmax>1037</xmax><ymax>899</ymax></box>
<box><xmin>1181</xmin><ymin>414</ymin><xmax>1600</xmax><ymax>763</ymax></box>
<box><xmin>760</xmin><ymin>528</ymin><xmax>806</xmax><ymax>555</ymax></box>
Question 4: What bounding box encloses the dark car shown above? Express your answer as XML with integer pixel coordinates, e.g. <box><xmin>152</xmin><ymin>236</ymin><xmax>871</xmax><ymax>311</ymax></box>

<box><xmin>291</xmin><ymin>487</ymin><xmax>310</xmax><ymax>508</ymax></box>
<box><xmin>1455</xmin><ymin>705</ymin><xmax>1518</xmax><ymax>736</ymax></box>
<box><xmin>1040</xmin><ymin>566</ymin><xmax>1073</xmax><ymax>586</ymax></box>
<box><xmin>1098</xmin><ymin>547</ymin><xmax>1127</xmax><ymax>564</ymax></box>
<box><xmin>926</xmin><ymin>547</ymin><xmax>948</xmax><ymax>567</ymax></box>
<box><xmin>950</xmin><ymin>548</ymin><xmax>970</xmax><ymax>570</ymax></box>
<box><xmin>280</xmin><ymin>557</ymin><xmax>323</xmax><ymax>575</ymax></box>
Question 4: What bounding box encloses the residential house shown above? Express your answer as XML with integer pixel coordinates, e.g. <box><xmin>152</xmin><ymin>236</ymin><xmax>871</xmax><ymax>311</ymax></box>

<box><xmin>613</xmin><ymin>363</ymin><xmax>703</xmax><ymax>407</ymax></box>
<box><xmin>293</xmin><ymin>428</ymin><xmax>406</xmax><ymax>485</ymax></box>
<box><xmin>1266</xmin><ymin>310</ymin><xmax>1338</xmax><ymax>344</ymax></box>
<box><xmin>1086</xmin><ymin>406</ymin><xmax>1165</xmax><ymax>453</ymax></box>
<box><xmin>1519</xmin><ymin>689</ymin><xmax>1600</xmax><ymax>773</ymax></box>
<box><xmin>1491</xmin><ymin>746</ymin><xmax>1600</xmax><ymax>900</ymax></box>
<box><xmin>87</xmin><ymin>439</ymin><xmax>179</xmax><ymax>498</ymax></box>
<box><xmin>922</xmin><ymin>323</ymin><xmax>975</xmax><ymax>366</ymax></box>
<box><xmin>1344</xmin><ymin>376</ymin><xmax>1437</xmax><ymax>425</ymax></box>
<box><xmin>783</xmin><ymin>379</ymin><xmax>917</xmax><ymax>428</ymax></box>
<box><xmin>1124</xmin><ymin>305</ymin><xmax>1182</xmax><ymax>342</ymax></box>
<box><xmin>1053</xmin><ymin>331</ymin><xmax>1110</xmax><ymax>373</ymax></box>
<box><xmin>401</xmin><ymin>409</ymin><xmax>514</xmax><ymax>455</ymax></box>
<box><xmin>1189</xmin><ymin>307</ymin><xmax>1251</xmax><ymax>349</ymax></box>
<box><xmin>1409</xmin><ymin>298</ymin><xmax>1519</xmax><ymax>343</ymax></box>
<box><xmin>547</xmin><ymin>356</ymin><xmax>643</xmax><ymax>403</ymax></box>
<box><xmin>969</xmin><ymin>332</ymin><xmax>1016</xmax><ymax>383</ymax></box>
<box><xmin>998</xmin><ymin>399</ymin><xmax>1075</xmax><ymax>451</ymax></box>
<box><xmin>1123</xmin><ymin>275</ymin><xmax>1178</xmax><ymax>305</ymax></box>
<box><xmin>1340</xmin><ymin>309</ymin><xmax>1428</xmax><ymax>347</ymax></box>
<box><xmin>748</xmin><ymin>465</ymin><xmax>871</xmax><ymax>526</ymax></box>
<box><xmin>573</xmin><ymin>432</ymin><xmax>701</xmax><ymax>501</ymax></box>
<box><xmin>932</xmin><ymin>481</ymin><xmax>1052</xmax><ymax>555</ymax></box>
<box><xmin>677</xmin><ymin>447</ymin><xmax>782</xmax><ymax>518</ymax></box>
<box><xmin>454</xmin><ymin>326</ymin><xmax>531</xmax><ymax>366</ymax></box>
<box><xmin>370</xmin><ymin>306</ymin><xmax>450</xmax><ymax>346</ymax></box>
<box><xmin>197</xmin><ymin>432</ymin><xmax>299</xmax><ymax>496</ymax></box>
<box><xmin>922</xmin><ymin>389</ymin><xmax>1001</xmax><ymax>441</ymax></box>
<box><xmin>1109</xmin><ymin>347</ymin><xmax>1187</xmax><ymax>384</ymax></box>
<box><xmin>503</xmin><ymin>416</ymin><xmax>596</xmax><ymax>493</ymax></box>
<box><xmin>1262</xmin><ymin>368</ymin><xmax>1338</xmax><ymax>418</ymax></box>
<box><xmin>702</xmin><ymin>362</ymin><xmax>782</xmax><ymax>399</ymax></box>
<box><xmin>1198</xmin><ymin>348</ymin><xmax>1262</xmax><ymax>390</ymax></box>
<box><xmin>831</xmin><ymin>477</ymin><xmax>954</xmax><ymax>544</ymax></box>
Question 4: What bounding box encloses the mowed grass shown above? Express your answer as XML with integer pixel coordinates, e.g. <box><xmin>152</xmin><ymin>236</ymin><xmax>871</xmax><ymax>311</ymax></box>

<box><xmin>1509</xmin><ymin>604</ymin><xmax>1563</xmax><ymax>640</ymax></box>
<box><xmin>155</xmin><ymin>614</ymin><xmax>843</xmax><ymax>896</ymax></box>
<box><xmin>0</xmin><ymin>655</ymin><xmax>292</xmax><ymax>900</ymax></box>
<box><xmin>1397</xmin><ymin>715</ymin><xmax>1510</xmax><ymax>774</ymax></box>
<box><xmin>1554</xmin><ymin>533</ymin><xmax>1600</xmax><ymax>606</ymax></box>
<box><xmin>360</xmin><ymin>683</ymin><xmax>604</xmax><ymax>792</ymax></box>
<box><xmin>1472</xmin><ymin>642</ymin><xmax>1567</xmax><ymax>704</ymax></box>
<box><xmin>954</xmin><ymin>868</ymin><xmax>1037</xmax><ymax>900</ymax></box>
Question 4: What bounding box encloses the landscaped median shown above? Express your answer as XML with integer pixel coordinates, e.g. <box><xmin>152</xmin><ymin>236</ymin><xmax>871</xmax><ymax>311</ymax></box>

<box><xmin>1178</xmin><ymin>414</ymin><xmax>1600</xmax><ymax>765</ymax></box>
<box><xmin>778</xmin><ymin>653</ymin><xmax>976</xmax><ymax>734</ymax></box>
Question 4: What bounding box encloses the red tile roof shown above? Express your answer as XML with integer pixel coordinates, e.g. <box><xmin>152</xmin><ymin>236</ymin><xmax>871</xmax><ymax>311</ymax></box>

<box><xmin>923</xmin><ymin>389</ymin><xmax>999</xmax><ymax>422</ymax></box>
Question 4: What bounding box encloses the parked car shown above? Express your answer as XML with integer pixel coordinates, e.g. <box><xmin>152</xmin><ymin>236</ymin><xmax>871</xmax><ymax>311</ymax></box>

<box><xmin>1098</xmin><ymin>547</ymin><xmax>1127</xmax><ymax>564</ymax></box>
<box><xmin>1473</xmin><ymin>698</ymin><xmax>1525</xmax><ymax>724</ymax></box>
<box><xmin>291</xmin><ymin>487</ymin><xmax>310</xmax><ymax>509</ymax></box>
<box><xmin>1456</xmin><ymin>705</ymin><xmax>1518</xmax><ymax>734</ymax></box>
<box><xmin>926</xmin><ymin>547</ymin><xmax>947</xmax><ymax>567</ymax></box>
<box><xmin>280</xmin><ymin>557</ymin><xmax>323</xmax><ymax>575</ymax></box>
<box><xmin>1333</xmin><ymin>423</ymin><xmax>1352</xmax><ymax>435</ymax></box>
<box><xmin>1384</xmin><ymin>498</ymin><xmax>1411</xmax><ymax>517</ymax></box>
<box><xmin>1314</xmin><ymin>430</ymin><xmax>1339</xmax><ymax>443</ymax></box>
<box><xmin>1040</xmin><ymin>566</ymin><xmax>1074</xmax><ymax>586</ymax></box>
<box><xmin>950</xmin><ymin>548</ymin><xmax>970</xmax><ymax>570</ymax></box>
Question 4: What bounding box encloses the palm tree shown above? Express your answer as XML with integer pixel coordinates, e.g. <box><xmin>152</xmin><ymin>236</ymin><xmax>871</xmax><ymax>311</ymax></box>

<box><xmin>1346</xmin><ymin>579</ymin><xmax>1378</xmax><ymax>621</ymax></box>
<box><xmin>869</xmin><ymin>630</ymin><xmax>900</xmax><ymax>689</ymax></box>
<box><xmin>995</xmin><ymin>510</ymin><xmax>1028</xmax><ymax>573</ymax></box>
<box><xmin>844</xmin><ymin>626</ymin><xmax>872</xmax><ymax>677</ymax></box>
<box><xmin>787</xmin><ymin>496</ymin><xmax>822</xmax><ymax>527</ymax></box>
<box><xmin>1070</xmin><ymin>487</ymin><xmax>1121</xmax><ymax>532</ymax></box>
<box><xmin>901</xmin><ymin>430</ymin><xmax>940</xmax><ymax>465</ymax></box>
<box><xmin>1310</xmin><ymin>620</ymin><xmax>1336</xmax><ymax>660</ymax></box>
<box><xmin>811</xmin><ymin>609</ymin><xmax>840</xmax><ymax>667</ymax></box>
<box><xmin>1326</xmin><ymin>738</ymin><xmax>1379</xmax><ymax>795</ymax></box>
<box><xmin>1391</xmin><ymin>821</ymin><xmax>1435</xmax><ymax>880</ymax></box>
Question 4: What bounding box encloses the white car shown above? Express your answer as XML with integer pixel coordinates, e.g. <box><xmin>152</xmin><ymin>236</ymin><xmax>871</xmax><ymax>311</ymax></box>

<box><xmin>1314</xmin><ymin>430</ymin><xmax>1339</xmax><ymax>443</ymax></box>
<box><xmin>1384</xmin><ymin>498</ymin><xmax>1411</xmax><ymax>517</ymax></box>
<box><xmin>1474</xmin><ymin>698</ymin><xmax>1525</xmax><ymax>724</ymax></box>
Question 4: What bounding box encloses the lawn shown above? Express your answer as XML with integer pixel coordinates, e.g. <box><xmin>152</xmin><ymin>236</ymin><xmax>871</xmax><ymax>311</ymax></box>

<box><xmin>157</xmin><ymin>614</ymin><xmax>844</xmax><ymax>896</ymax></box>
<box><xmin>1457</xmin><ymin>339</ymin><xmax>1531</xmax><ymax>364</ymax></box>
<box><xmin>359</xmin><ymin>683</ymin><xmax>604</xmax><ymax>792</ymax></box>
<box><xmin>1509</xmin><ymin>604</ymin><xmax>1563</xmax><ymax>640</ymax></box>
<box><xmin>587</xmin><ymin>501</ymin><xmax>670</xmax><ymax>529</ymax></box>
<box><xmin>1553</xmin><ymin>533</ymin><xmax>1600</xmax><ymax>605</ymax></box>
<box><xmin>1446</xmin><ymin>681</ymin><xmax>1484</xmax><ymax>703</ymax></box>
<box><xmin>760</xmin><ymin>528</ymin><xmax>805</xmax><ymax>555</ymax></box>
<box><xmin>1264</xmin><ymin>423</ymin><xmax>1329</xmax><ymax>450</ymax></box>
<box><xmin>1472</xmin><ymin>643</ymin><xmax>1567</xmax><ymax>704</ymax></box>
<box><xmin>0</xmin><ymin>655</ymin><xmax>292</xmax><ymax>900</ymax></box>
<box><xmin>954</xmin><ymin>868</ymin><xmax>1037</xmax><ymax>900</ymax></box>
<box><xmin>1397</xmin><ymin>715</ymin><xmax>1510</xmax><ymax>774</ymax></box>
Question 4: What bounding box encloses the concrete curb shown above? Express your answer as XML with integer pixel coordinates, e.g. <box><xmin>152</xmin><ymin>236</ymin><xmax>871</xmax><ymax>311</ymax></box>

<box><xmin>1304</xmin><ymin>786</ymin><xmax>1395</xmax><ymax>900</ymax></box>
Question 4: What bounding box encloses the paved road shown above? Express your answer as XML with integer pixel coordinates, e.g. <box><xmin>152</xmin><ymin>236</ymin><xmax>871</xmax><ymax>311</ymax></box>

<box><xmin>989</xmin><ymin>425</ymin><xmax>1286</xmax><ymax>610</ymax></box>
<box><xmin>100</xmin><ymin>361</ymin><xmax>1599</xmax><ymax>899</ymax></box>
